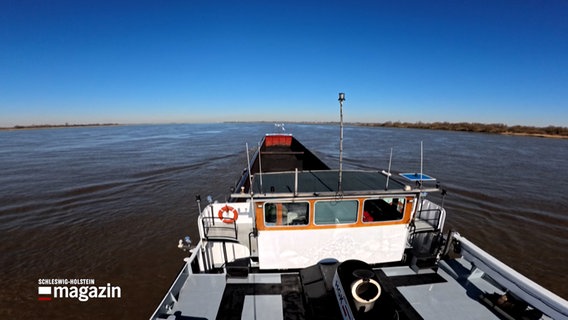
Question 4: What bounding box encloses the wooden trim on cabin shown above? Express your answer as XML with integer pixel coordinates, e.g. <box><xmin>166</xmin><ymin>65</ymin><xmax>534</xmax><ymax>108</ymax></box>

<box><xmin>359</xmin><ymin>196</ymin><xmax>412</xmax><ymax>225</ymax></box>
<box><xmin>255</xmin><ymin>195</ymin><xmax>415</xmax><ymax>231</ymax></box>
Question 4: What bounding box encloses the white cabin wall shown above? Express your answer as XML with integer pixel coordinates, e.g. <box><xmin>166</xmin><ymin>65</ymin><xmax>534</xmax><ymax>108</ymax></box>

<box><xmin>257</xmin><ymin>224</ymin><xmax>408</xmax><ymax>269</ymax></box>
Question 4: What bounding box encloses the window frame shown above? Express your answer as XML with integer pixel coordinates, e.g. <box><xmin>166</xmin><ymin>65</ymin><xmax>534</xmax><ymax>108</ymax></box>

<box><xmin>313</xmin><ymin>199</ymin><xmax>359</xmax><ymax>225</ymax></box>
<box><xmin>262</xmin><ymin>201</ymin><xmax>310</xmax><ymax>227</ymax></box>
<box><xmin>362</xmin><ymin>197</ymin><xmax>406</xmax><ymax>223</ymax></box>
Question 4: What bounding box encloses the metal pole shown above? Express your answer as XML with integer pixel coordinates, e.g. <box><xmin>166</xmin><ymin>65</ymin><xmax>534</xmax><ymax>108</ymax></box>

<box><xmin>420</xmin><ymin>141</ymin><xmax>423</xmax><ymax>188</ymax></box>
<box><xmin>338</xmin><ymin>92</ymin><xmax>345</xmax><ymax>193</ymax></box>
<box><xmin>246</xmin><ymin>143</ymin><xmax>253</xmax><ymax>195</ymax></box>
<box><xmin>258</xmin><ymin>142</ymin><xmax>263</xmax><ymax>193</ymax></box>
<box><xmin>196</xmin><ymin>195</ymin><xmax>202</xmax><ymax>214</ymax></box>
<box><xmin>294</xmin><ymin>168</ymin><xmax>298</xmax><ymax>196</ymax></box>
<box><xmin>385</xmin><ymin>147</ymin><xmax>393</xmax><ymax>190</ymax></box>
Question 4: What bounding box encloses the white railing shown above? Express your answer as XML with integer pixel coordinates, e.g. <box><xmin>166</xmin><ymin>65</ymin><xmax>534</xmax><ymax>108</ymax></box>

<box><xmin>454</xmin><ymin>233</ymin><xmax>568</xmax><ymax>320</ymax></box>
<box><xmin>416</xmin><ymin>199</ymin><xmax>446</xmax><ymax>230</ymax></box>
<box><xmin>149</xmin><ymin>241</ymin><xmax>203</xmax><ymax>320</ymax></box>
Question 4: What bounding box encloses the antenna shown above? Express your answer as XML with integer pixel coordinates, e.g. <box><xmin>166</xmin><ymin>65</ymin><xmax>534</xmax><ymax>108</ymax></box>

<box><xmin>420</xmin><ymin>141</ymin><xmax>423</xmax><ymax>188</ymax></box>
<box><xmin>385</xmin><ymin>147</ymin><xmax>393</xmax><ymax>190</ymax></box>
<box><xmin>338</xmin><ymin>92</ymin><xmax>345</xmax><ymax>193</ymax></box>
<box><xmin>246</xmin><ymin>142</ymin><xmax>253</xmax><ymax>195</ymax></box>
<box><xmin>258</xmin><ymin>141</ymin><xmax>263</xmax><ymax>193</ymax></box>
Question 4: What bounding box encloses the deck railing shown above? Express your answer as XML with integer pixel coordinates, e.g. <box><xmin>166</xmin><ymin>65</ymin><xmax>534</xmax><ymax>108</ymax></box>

<box><xmin>200</xmin><ymin>215</ymin><xmax>238</xmax><ymax>241</ymax></box>
<box><xmin>414</xmin><ymin>199</ymin><xmax>445</xmax><ymax>231</ymax></box>
<box><xmin>408</xmin><ymin>199</ymin><xmax>446</xmax><ymax>271</ymax></box>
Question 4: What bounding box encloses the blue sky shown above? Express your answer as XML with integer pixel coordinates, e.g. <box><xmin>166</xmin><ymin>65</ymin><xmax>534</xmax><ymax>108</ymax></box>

<box><xmin>1</xmin><ymin>0</ymin><xmax>567</xmax><ymax>127</ymax></box>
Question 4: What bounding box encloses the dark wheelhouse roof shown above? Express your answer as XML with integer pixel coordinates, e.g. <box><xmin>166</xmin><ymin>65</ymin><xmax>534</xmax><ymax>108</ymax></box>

<box><xmin>251</xmin><ymin>170</ymin><xmax>409</xmax><ymax>195</ymax></box>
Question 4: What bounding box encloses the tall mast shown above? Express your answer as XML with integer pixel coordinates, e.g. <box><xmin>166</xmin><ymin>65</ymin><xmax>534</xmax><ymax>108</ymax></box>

<box><xmin>338</xmin><ymin>92</ymin><xmax>345</xmax><ymax>193</ymax></box>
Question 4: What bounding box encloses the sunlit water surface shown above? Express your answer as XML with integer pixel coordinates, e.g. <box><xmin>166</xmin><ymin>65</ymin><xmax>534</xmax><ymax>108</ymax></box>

<box><xmin>0</xmin><ymin>123</ymin><xmax>566</xmax><ymax>318</ymax></box>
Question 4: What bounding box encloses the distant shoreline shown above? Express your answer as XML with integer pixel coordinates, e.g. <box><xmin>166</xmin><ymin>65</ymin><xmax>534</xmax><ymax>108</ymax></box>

<box><xmin>2</xmin><ymin>121</ymin><xmax>567</xmax><ymax>139</ymax></box>
<box><xmin>0</xmin><ymin>123</ymin><xmax>121</xmax><ymax>131</ymax></box>
<box><xmin>353</xmin><ymin>121</ymin><xmax>568</xmax><ymax>139</ymax></box>
<box><xmin>228</xmin><ymin>121</ymin><xmax>568</xmax><ymax>139</ymax></box>
<box><xmin>500</xmin><ymin>132</ymin><xmax>568</xmax><ymax>139</ymax></box>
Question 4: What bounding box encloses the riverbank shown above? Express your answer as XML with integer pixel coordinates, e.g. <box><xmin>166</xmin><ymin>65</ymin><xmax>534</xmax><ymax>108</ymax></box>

<box><xmin>500</xmin><ymin>132</ymin><xmax>568</xmax><ymax>139</ymax></box>
<box><xmin>355</xmin><ymin>121</ymin><xmax>568</xmax><ymax>139</ymax></box>
<box><xmin>3</xmin><ymin>121</ymin><xmax>567</xmax><ymax>139</ymax></box>
<box><xmin>0</xmin><ymin>123</ymin><xmax>121</xmax><ymax>131</ymax></box>
<box><xmin>226</xmin><ymin>121</ymin><xmax>568</xmax><ymax>139</ymax></box>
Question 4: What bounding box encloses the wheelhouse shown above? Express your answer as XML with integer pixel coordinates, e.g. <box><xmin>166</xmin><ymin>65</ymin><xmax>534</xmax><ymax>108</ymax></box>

<box><xmin>194</xmin><ymin>134</ymin><xmax>445</xmax><ymax>271</ymax></box>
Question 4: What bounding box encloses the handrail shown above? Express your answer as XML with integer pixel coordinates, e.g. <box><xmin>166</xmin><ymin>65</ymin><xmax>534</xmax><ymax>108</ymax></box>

<box><xmin>415</xmin><ymin>199</ymin><xmax>446</xmax><ymax>230</ymax></box>
<box><xmin>415</xmin><ymin>208</ymin><xmax>441</xmax><ymax>229</ymax></box>
<box><xmin>149</xmin><ymin>241</ymin><xmax>203</xmax><ymax>320</ymax></box>
<box><xmin>454</xmin><ymin>232</ymin><xmax>568</xmax><ymax>319</ymax></box>
<box><xmin>200</xmin><ymin>215</ymin><xmax>238</xmax><ymax>240</ymax></box>
<box><xmin>230</xmin><ymin>188</ymin><xmax>439</xmax><ymax>199</ymax></box>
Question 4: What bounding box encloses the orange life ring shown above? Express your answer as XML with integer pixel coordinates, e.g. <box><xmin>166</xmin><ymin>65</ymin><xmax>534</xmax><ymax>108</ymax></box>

<box><xmin>218</xmin><ymin>205</ymin><xmax>238</xmax><ymax>224</ymax></box>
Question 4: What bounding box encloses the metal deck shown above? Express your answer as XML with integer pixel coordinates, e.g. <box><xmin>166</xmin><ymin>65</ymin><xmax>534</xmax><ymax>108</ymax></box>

<box><xmin>156</xmin><ymin>257</ymin><xmax>555</xmax><ymax>320</ymax></box>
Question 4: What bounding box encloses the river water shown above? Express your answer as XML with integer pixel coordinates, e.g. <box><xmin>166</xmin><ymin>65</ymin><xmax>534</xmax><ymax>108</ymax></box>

<box><xmin>0</xmin><ymin>123</ymin><xmax>566</xmax><ymax>319</ymax></box>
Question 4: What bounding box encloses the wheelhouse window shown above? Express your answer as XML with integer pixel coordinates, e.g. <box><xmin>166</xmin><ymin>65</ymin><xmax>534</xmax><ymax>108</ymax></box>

<box><xmin>314</xmin><ymin>200</ymin><xmax>358</xmax><ymax>225</ymax></box>
<box><xmin>264</xmin><ymin>202</ymin><xmax>309</xmax><ymax>226</ymax></box>
<box><xmin>363</xmin><ymin>197</ymin><xmax>405</xmax><ymax>222</ymax></box>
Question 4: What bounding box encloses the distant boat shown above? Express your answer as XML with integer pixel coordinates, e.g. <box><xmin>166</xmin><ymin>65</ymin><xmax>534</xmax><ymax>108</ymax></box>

<box><xmin>150</xmin><ymin>120</ymin><xmax>568</xmax><ymax>319</ymax></box>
